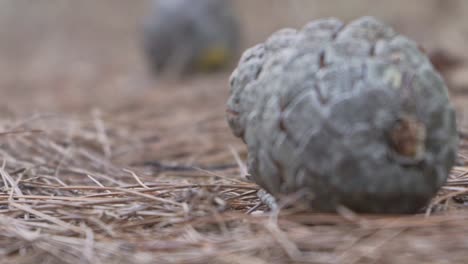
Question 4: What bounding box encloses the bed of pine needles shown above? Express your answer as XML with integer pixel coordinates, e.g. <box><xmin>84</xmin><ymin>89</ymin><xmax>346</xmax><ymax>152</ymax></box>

<box><xmin>0</xmin><ymin>71</ymin><xmax>467</xmax><ymax>263</ymax></box>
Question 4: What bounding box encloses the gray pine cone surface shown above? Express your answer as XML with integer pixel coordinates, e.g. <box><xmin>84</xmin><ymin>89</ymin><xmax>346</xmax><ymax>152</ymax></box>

<box><xmin>142</xmin><ymin>0</ymin><xmax>240</xmax><ymax>75</ymax></box>
<box><xmin>226</xmin><ymin>17</ymin><xmax>458</xmax><ymax>214</ymax></box>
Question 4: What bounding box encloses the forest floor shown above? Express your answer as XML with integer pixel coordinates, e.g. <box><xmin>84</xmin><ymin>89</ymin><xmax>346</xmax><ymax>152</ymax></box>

<box><xmin>1</xmin><ymin>1</ymin><xmax>468</xmax><ymax>263</ymax></box>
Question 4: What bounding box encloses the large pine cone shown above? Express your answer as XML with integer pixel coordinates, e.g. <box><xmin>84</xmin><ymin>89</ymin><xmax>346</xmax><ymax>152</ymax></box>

<box><xmin>226</xmin><ymin>17</ymin><xmax>458</xmax><ymax>214</ymax></box>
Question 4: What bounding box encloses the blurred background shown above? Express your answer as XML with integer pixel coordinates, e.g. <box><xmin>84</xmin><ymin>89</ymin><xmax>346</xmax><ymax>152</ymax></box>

<box><xmin>0</xmin><ymin>0</ymin><xmax>467</xmax><ymax>120</ymax></box>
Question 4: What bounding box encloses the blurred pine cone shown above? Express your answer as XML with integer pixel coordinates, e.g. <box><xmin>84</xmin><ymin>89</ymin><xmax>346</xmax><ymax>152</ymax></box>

<box><xmin>227</xmin><ymin>17</ymin><xmax>458</xmax><ymax>214</ymax></box>
<box><xmin>143</xmin><ymin>0</ymin><xmax>241</xmax><ymax>76</ymax></box>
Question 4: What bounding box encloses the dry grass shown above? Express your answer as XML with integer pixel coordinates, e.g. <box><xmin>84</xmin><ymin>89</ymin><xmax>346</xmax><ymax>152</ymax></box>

<box><xmin>1</xmin><ymin>1</ymin><xmax>468</xmax><ymax>263</ymax></box>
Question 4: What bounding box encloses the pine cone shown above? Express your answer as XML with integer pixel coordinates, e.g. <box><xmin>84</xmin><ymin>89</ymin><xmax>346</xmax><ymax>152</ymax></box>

<box><xmin>142</xmin><ymin>0</ymin><xmax>241</xmax><ymax>76</ymax></box>
<box><xmin>226</xmin><ymin>17</ymin><xmax>458</xmax><ymax>214</ymax></box>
